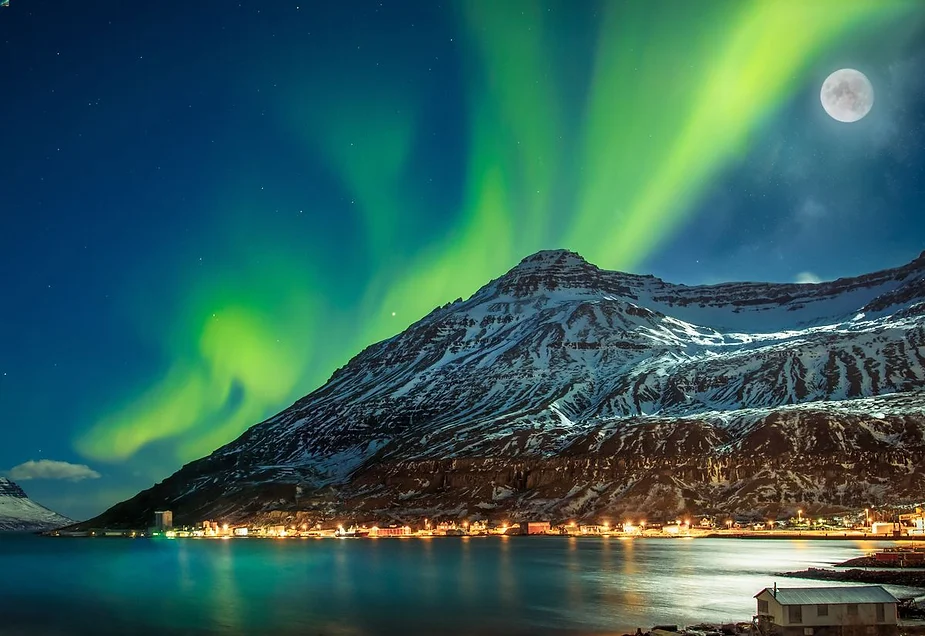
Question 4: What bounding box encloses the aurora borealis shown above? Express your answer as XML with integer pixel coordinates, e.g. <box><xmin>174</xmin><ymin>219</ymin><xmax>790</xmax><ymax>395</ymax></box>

<box><xmin>2</xmin><ymin>1</ymin><xmax>925</xmax><ymax>519</ymax></box>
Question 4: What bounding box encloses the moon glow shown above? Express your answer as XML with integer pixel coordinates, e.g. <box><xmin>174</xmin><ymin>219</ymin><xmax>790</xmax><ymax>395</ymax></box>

<box><xmin>820</xmin><ymin>68</ymin><xmax>874</xmax><ymax>123</ymax></box>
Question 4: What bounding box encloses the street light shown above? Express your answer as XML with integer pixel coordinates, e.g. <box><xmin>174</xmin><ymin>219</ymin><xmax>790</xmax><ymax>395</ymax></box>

<box><xmin>797</xmin><ymin>509</ymin><xmax>802</xmax><ymax>524</ymax></box>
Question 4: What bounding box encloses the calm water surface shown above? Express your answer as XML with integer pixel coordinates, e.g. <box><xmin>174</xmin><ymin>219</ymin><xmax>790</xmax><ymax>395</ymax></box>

<box><xmin>0</xmin><ymin>535</ymin><xmax>920</xmax><ymax>635</ymax></box>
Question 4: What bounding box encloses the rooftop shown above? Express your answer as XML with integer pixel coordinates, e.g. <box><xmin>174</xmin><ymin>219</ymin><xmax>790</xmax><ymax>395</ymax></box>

<box><xmin>757</xmin><ymin>586</ymin><xmax>898</xmax><ymax>605</ymax></box>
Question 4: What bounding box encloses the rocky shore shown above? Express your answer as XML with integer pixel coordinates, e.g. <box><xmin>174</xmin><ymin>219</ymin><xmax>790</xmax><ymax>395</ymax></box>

<box><xmin>780</xmin><ymin>567</ymin><xmax>925</xmax><ymax>589</ymax></box>
<box><xmin>623</xmin><ymin>624</ymin><xmax>922</xmax><ymax>636</ymax></box>
<box><xmin>838</xmin><ymin>555</ymin><xmax>925</xmax><ymax>568</ymax></box>
<box><xmin>619</xmin><ymin>623</ymin><xmax>752</xmax><ymax>636</ymax></box>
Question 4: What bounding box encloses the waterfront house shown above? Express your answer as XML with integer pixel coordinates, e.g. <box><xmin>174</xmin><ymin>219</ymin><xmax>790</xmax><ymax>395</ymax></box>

<box><xmin>467</xmin><ymin>521</ymin><xmax>488</xmax><ymax>534</ymax></box>
<box><xmin>872</xmin><ymin>547</ymin><xmax>925</xmax><ymax>566</ymax></box>
<box><xmin>370</xmin><ymin>525</ymin><xmax>411</xmax><ymax>537</ymax></box>
<box><xmin>754</xmin><ymin>585</ymin><xmax>898</xmax><ymax>636</ymax></box>
<box><xmin>520</xmin><ymin>521</ymin><xmax>550</xmax><ymax>535</ymax></box>
<box><xmin>579</xmin><ymin>524</ymin><xmax>604</xmax><ymax>535</ymax></box>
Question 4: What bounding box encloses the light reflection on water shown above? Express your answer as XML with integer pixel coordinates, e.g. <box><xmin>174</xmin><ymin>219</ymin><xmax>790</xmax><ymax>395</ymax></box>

<box><xmin>0</xmin><ymin>535</ymin><xmax>919</xmax><ymax>636</ymax></box>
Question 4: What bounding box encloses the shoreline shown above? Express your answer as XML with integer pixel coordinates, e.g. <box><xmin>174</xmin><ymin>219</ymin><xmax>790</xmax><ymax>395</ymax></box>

<box><xmin>780</xmin><ymin>567</ymin><xmax>925</xmax><ymax>590</ymax></box>
<box><xmin>704</xmin><ymin>533</ymin><xmax>924</xmax><ymax>541</ymax></box>
<box><xmin>616</xmin><ymin>623</ymin><xmax>925</xmax><ymax>636</ymax></box>
<box><xmin>48</xmin><ymin>528</ymin><xmax>925</xmax><ymax>540</ymax></box>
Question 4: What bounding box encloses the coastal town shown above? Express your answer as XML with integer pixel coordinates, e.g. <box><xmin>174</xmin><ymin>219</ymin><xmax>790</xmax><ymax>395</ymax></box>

<box><xmin>51</xmin><ymin>506</ymin><xmax>925</xmax><ymax>541</ymax></box>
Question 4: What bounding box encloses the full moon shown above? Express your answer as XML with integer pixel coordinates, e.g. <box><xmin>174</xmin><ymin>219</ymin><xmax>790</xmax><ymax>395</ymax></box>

<box><xmin>820</xmin><ymin>68</ymin><xmax>874</xmax><ymax>123</ymax></box>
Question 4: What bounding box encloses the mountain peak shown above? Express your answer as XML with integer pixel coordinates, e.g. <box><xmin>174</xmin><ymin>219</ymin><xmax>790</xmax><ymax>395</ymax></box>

<box><xmin>0</xmin><ymin>477</ymin><xmax>27</xmax><ymax>498</ymax></box>
<box><xmin>516</xmin><ymin>249</ymin><xmax>592</xmax><ymax>269</ymax></box>
<box><xmin>490</xmin><ymin>248</ymin><xmax>650</xmax><ymax>300</ymax></box>
<box><xmin>0</xmin><ymin>477</ymin><xmax>74</xmax><ymax>532</ymax></box>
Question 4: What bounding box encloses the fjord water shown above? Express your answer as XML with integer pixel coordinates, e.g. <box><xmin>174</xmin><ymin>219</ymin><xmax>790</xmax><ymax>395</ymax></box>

<box><xmin>0</xmin><ymin>536</ymin><xmax>917</xmax><ymax>636</ymax></box>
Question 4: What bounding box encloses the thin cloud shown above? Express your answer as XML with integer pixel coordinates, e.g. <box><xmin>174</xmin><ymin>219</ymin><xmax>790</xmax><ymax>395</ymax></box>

<box><xmin>6</xmin><ymin>459</ymin><xmax>101</xmax><ymax>482</ymax></box>
<box><xmin>796</xmin><ymin>271</ymin><xmax>822</xmax><ymax>284</ymax></box>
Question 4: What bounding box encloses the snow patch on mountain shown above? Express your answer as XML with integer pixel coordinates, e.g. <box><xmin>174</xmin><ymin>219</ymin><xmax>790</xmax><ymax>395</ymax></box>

<box><xmin>0</xmin><ymin>477</ymin><xmax>73</xmax><ymax>532</ymax></box>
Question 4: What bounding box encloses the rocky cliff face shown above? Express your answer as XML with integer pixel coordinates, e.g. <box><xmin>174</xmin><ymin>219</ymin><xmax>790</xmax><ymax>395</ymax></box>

<box><xmin>80</xmin><ymin>250</ymin><xmax>925</xmax><ymax>528</ymax></box>
<box><xmin>0</xmin><ymin>477</ymin><xmax>74</xmax><ymax>532</ymax></box>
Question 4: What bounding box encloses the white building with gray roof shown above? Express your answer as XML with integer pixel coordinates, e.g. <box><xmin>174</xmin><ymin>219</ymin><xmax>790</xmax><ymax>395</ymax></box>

<box><xmin>754</xmin><ymin>586</ymin><xmax>899</xmax><ymax>636</ymax></box>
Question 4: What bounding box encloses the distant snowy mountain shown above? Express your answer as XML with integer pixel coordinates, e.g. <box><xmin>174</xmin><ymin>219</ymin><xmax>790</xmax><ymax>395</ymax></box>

<box><xmin>81</xmin><ymin>249</ymin><xmax>925</xmax><ymax>528</ymax></box>
<box><xmin>0</xmin><ymin>477</ymin><xmax>73</xmax><ymax>532</ymax></box>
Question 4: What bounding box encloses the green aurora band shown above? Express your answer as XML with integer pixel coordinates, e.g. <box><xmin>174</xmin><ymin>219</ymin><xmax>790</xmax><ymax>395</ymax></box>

<box><xmin>76</xmin><ymin>0</ymin><xmax>922</xmax><ymax>471</ymax></box>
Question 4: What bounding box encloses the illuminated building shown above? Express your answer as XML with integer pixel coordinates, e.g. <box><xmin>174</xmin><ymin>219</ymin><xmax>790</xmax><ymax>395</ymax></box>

<box><xmin>579</xmin><ymin>524</ymin><xmax>604</xmax><ymax>535</ymax></box>
<box><xmin>871</xmin><ymin>522</ymin><xmax>897</xmax><ymax>536</ymax></box>
<box><xmin>371</xmin><ymin>525</ymin><xmax>411</xmax><ymax>537</ymax></box>
<box><xmin>467</xmin><ymin>521</ymin><xmax>487</xmax><ymax>534</ymax></box>
<box><xmin>520</xmin><ymin>521</ymin><xmax>551</xmax><ymax>535</ymax></box>
<box><xmin>899</xmin><ymin>509</ymin><xmax>925</xmax><ymax>536</ymax></box>
<box><xmin>154</xmin><ymin>510</ymin><xmax>173</xmax><ymax>531</ymax></box>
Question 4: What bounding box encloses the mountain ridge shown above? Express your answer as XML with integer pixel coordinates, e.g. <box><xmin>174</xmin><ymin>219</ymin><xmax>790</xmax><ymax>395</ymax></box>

<box><xmin>0</xmin><ymin>477</ymin><xmax>74</xmax><ymax>532</ymax></box>
<box><xmin>76</xmin><ymin>249</ymin><xmax>925</xmax><ymax>529</ymax></box>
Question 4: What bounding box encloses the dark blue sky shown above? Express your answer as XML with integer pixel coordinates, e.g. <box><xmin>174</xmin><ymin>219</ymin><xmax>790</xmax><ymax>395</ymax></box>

<box><xmin>1</xmin><ymin>0</ymin><xmax>923</xmax><ymax>520</ymax></box>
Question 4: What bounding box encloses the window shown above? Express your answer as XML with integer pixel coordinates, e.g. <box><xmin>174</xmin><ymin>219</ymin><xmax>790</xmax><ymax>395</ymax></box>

<box><xmin>876</xmin><ymin>604</ymin><xmax>885</xmax><ymax>622</ymax></box>
<box><xmin>789</xmin><ymin>606</ymin><xmax>803</xmax><ymax>624</ymax></box>
<box><xmin>847</xmin><ymin>604</ymin><xmax>858</xmax><ymax>617</ymax></box>
<box><xmin>758</xmin><ymin>600</ymin><xmax>769</xmax><ymax>614</ymax></box>
<box><xmin>817</xmin><ymin>604</ymin><xmax>829</xmax><ymax>617</ymax></box>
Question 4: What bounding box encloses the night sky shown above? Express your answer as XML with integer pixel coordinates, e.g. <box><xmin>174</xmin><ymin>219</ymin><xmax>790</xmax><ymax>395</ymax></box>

<box><xmin>1</xmin><ymin>0</ymin><xmax>924</xmax><ymax>520</ymax></box>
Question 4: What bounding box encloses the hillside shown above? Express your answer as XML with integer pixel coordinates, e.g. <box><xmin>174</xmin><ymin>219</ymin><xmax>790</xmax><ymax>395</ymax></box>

<box><xmin>78</xmin><ymin>249</ymin><xmax>925</xmax><ymax>528</ymax></box>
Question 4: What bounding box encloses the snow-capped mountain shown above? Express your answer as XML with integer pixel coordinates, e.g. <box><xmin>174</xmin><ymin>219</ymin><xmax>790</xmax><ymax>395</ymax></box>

<box><xmin>82</xmin><ymin>249</ymin><xmax>925</xmax><ymax>528</ymax></box>
<box><xmin>0</xmin><ymin>477</ymin><xmax>73</xmax><ymax>532</ymax></box>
